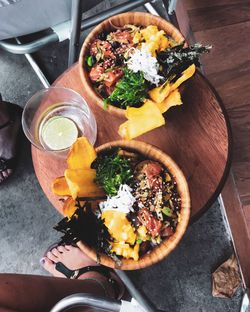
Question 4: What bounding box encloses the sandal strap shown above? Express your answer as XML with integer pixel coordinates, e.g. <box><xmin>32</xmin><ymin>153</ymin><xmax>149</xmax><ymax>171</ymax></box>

<box><xmin>0</xmin><ymin>119</ymin><xmax>14</xmax><ymax>130</ymax></box>
<box><xmin>55</xmin><ymin>262</ymin><xmax>121</xmax><ymax>298</ymax></box>
<box><xmin>0</xmin><ymin>158</ymin><xmax>15</xmax><ymax>171</ymax></box>
<box><xmin>55</xmin><ymin>262</ymin><xmax>111</xmax><ymax>279</ymax></box>
<box><xmin>0</xmin><ymin>101</ymin><xmax>22</xmax><ymax>130</ymax></box>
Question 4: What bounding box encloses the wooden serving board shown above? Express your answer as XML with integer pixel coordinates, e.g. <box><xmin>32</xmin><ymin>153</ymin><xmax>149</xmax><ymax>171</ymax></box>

<box><xmin>32</xmin><ymin>63</ymin><xmax>231</xmax><ymax>221</ymax></box>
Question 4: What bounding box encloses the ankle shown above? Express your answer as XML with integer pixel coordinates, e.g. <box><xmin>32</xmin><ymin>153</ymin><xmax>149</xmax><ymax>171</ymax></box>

<box><xmin>78</xmin><ymin>272</ymin><xmax>116</xmax><ymax>299</ymax></box>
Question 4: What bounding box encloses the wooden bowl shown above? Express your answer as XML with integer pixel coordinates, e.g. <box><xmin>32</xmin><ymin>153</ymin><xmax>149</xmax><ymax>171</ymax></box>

<box><xmin>77</xmin><ymin>140</ymin><xmax>190</xmax><ymax>270</ymax></box>
<box><xmin>79</xmin><ymin>12</ymin><xmax>185</xmax><ymax>118</ymax></box>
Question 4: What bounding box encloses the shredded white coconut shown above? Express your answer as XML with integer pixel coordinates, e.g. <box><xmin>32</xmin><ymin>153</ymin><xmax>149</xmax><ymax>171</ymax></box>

<box><xmin>126</xmin><ymin>47</ymin><xmax>164</xmax><ymax>86</ymax></box>
<box><xmin>99</xmin><ymin>184</ymin><xmax>135</xmax><ymax>214</ymax></box>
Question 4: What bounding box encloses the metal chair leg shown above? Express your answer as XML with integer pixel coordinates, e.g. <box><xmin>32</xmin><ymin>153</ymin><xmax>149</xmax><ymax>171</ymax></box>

<box><xmin>50</xmin><ymin>293</ymin><xmax>121</xmax><ymax>312</ymax></box>
<box><xmin>68</xmin><ymin>0</ymin><xmax>82</xmax><ymax>67</ymax></box>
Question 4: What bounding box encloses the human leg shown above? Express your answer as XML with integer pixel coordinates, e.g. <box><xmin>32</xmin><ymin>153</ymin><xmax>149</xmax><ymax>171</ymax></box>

<box><xmin>0</xmin><ymin>273</ymin><xmax>108</xmax><ymax>312</ymax></box>
<box><xmin>41</xmin><ymin>244</ymin><xmax>125</xmax><ymax>300</ymax></box>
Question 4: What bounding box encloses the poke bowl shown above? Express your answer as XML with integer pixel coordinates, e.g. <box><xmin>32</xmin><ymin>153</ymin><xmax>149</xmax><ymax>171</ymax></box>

<box><xmin>54</xmin><ymin>139</ymin><xmax>191</xmax><ymax>270</ymax></box>
<box><xmin>79</xmin><ymin>12</ymin><xmax>186</xmax><ymax>118</ymax></box>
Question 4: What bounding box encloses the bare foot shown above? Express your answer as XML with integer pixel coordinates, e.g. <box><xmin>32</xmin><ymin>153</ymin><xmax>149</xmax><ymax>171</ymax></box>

<box><xmin>0</xmin><ymin>95</ymin><xmax>22</xmax><ymax>184</ymax></box>
<box><xmin>41</xmin><ymin>245</ymin><xmax>96</xmax><ymax>278</ymax></box>
<box><xmin>40</xmin><ymin>244</ymin><xmax>126</xmax><ymax>299</ymax></box>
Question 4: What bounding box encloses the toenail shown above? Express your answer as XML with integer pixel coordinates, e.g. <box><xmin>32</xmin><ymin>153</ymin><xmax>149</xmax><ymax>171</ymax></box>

<box><xmin>40</xmin><ymin>257</ymin><xmax>46</xmax><ymax>265</ymax></box>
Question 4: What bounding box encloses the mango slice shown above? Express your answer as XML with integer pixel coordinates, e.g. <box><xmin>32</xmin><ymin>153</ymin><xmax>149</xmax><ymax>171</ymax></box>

<box><xmin>170</xmin><ymin>64</ymin><xmax>196</xmax><ymax>92</ymax></box>
<box><xmin>63</xmin><ymin>197</ymin><xmax>78</xmax><ymax>218</ymax></box>
<box><xmin>67</xmin><ymin>137</ymin><xmax>96</xmax><ymax>170</ymax></box>
<box><xmin>148</xmin><ymin>82</ymin><xmax>171</xmax><ymax>103</ymax></box>
<box><xmin>119</xmin><ymin>100</ymin><xmax>165</xmax><ymax>140</ymax></box>
<box><xmin>65</xmin><ymin>168</ymin><xmax>104</xmax><ymax>199</ymax></box>
<box><xmin>102</xmin><ymin>210</ymin><xmax>136</xmax><ymax>245</ymax></box>
<box><xmin>52</xmin><ymin>176</ymin><xmax>71</xmax><ymax>196</ymax></box>
<box><xmin>157</xmin><ymin>89</ymin><xmax>183</xmax><ymax>113</ymax></box>
<box><xmin>140</xmin><ymin>26</ymin><xmax>171</xmax><ymax>56</ymax></box>
<box><xmin>149</xmin><ymin>64</ymin><xmax>195</xmax><ymax>105</ymax></box>
<box><xmin>111</xmin><ymin>242</ymin><xmax>140</xmax><ymax>261</ymax></box>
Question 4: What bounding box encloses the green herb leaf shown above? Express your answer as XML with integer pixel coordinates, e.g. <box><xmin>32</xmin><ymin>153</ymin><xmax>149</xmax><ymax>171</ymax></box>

<box><xmin>162</xmin><ymin>207</ymin><xmax>173</xmax><ymax>217</ymax></box>
<box><xmin>105</xmin><ymin>67</ymin><xmax>148</xmax><ymax>109</ymax></box>
<box><xmin>92</xmin><ymin>149</ymin><xmax>133</xmax><ymax>196</ymax></box>
<box><xmin>136</xmin><ymin>239</ymin><xmax>143</xmax><ymax>244</ymax></box>
<box><xmin>86</xmin><ymin>55</ymin><xmax>95</xmax><ymax>67</ymax></box>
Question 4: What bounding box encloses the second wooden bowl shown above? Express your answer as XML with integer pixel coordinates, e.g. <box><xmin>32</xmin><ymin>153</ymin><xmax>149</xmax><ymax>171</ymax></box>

<box><xmin>77</xmin><ymin>140</ymin><xmax>191</xmax><ymax>270</ymax></box>
<box><xmin>79</xmin><ymin>12</ymin><xmax>185</xmax><ymax>118</ymax></box>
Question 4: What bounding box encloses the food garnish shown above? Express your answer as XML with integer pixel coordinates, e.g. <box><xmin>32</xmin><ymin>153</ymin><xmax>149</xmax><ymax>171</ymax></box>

<box><xmin>104</xmin><ymin>67</ymin><xmax>148</xmax><ymax>109</ymax></box>
<box><xmin>51</xmin><ymin>137</ymin><xmax>104</xmax><ymax>202</ymax></box>
<box><xmin>99</xmin><ymin>184</ymin><xmax>136</xmax><ymax>214</ymax></box>
<box><xmin>91</xmin><ymin>149</ymin><xmax>133</xmax><ymax>196</ymax></box>
<box><xmin>157</xmin><ymin>43</ymin><xmax>212</xmax><ymax>81</ymax></box>
<box><xmin>85</xmin><ymin>23</ymin><xmax>211</xmax><ymax>139</ymax></box>
<box><xmin>118</xmin><ymin>100</ymin><xmax>165</xmax><ymax>140</ymax></box>
<box><xmin>126</xmin><ymin>47</ymin><xmax>164</xmax><ymax>85</ymax></box>
<box><xmin>52</xmin><ymin>137</ymin><xmax>182</xmax><ymax>264</ymax></box>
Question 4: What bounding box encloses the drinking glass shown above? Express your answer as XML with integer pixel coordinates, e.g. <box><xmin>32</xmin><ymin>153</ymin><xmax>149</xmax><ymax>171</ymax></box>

<box><xmin>22</xmin><ymin>87</ymin><xmax>97</xmax><ymax>153</ymax></box>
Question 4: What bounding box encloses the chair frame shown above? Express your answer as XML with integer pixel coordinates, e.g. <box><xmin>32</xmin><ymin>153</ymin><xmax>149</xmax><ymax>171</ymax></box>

<box><xmin>0</xmin><ymin>2</ymin><xmax>188</xmax><ymax>311</ymax></box>
<box><xmin>0</xmin><ymin>0</ymin><xmax>175</xmax><ymax>87</ymax></box>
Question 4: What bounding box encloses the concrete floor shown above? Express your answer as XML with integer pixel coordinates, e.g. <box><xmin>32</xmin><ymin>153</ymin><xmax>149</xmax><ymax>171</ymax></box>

<box><xmin>0</xmin><ymin>1</ymin><xmax>245</xmax><ymax>311</ymax></box>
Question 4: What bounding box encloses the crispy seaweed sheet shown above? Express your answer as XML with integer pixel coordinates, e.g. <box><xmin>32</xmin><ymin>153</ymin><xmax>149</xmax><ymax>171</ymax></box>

<box><xmin>54</xmin><ymin>200</ymin><xmax>120</xmax><ymax>264</ymax></box>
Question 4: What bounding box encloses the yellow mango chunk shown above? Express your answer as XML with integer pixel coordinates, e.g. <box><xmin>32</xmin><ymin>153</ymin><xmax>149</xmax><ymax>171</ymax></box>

<box><xmin>124</xmin><ymin>99</ymin><xmax>155</xmax><ymax>119</ymax></box>
<box><xmin>67</xmin><ymin>137</ymin><xmax>96</xmax><ymax>170</ymax></box>
<box><xmin>170</xmin><ymin>64</ymin><xmax>196</xmax><ymax>92</ymax></box>
<box><xmin>137</xmin><ymin>225</ymin><xmax>148</xmax><ymax>241</ymax></box>
<box><xmin>148</xmin><ymin>82</ymin><xmax>171</xmax><ymax>103</ymax></box>
<box><xmin>140</xmin><ymin>26</ymin><xmax>171</xmax><ymax>56</ymax></box>
<box><xmin>63</xmin><ymin>197</ymin><xmax>85</xmax><ymax>218</ymax></box>
<box><xmin>111</xmin><ymin>242</ymin><xmax>140</xmax><ymax>261</ymax></box>
<box><xmin>63</xmin><ymin>197</ymin><xmax>77</xmax><ymax>218</ymax></box>
<box><xmin>52</xmin><ymin>176</ymin><xmax>71</xmax><ymax>196</ymax></box>
<box><xmin>119</xmin><ymin>100</ymin><xmax>165</xmax><ymax>140</ymax></box>
<box><xmin>65</xmin><ymin>168</ymin><xmax>104</xmax><ymax>199</ymax></box>
<box><xmin>157</xmin><ymin>89</ymin><xmax>183</xmax><ymax>113</ymax></box>
<box><xmin>160</xmin><ymin>35</ymin><xmax>171</xmax><ymax>51</ymax></box>
<box><xmin>102</xmin><ymin>210</ymin><xmax>136</xmax><ymax>245</ymax></box>
<box><xmin>133</xmin><ymin>31</ymin><xmax>142</xmax><ymax>44</ymax></box>
<box><xmin>140</xmin><ymin>25</ymin><xmax>159</xmax><ymax>41</ymax></box>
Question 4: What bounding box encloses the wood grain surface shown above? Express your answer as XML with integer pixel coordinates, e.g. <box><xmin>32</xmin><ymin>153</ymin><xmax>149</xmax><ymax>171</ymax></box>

<box><xmin>177</xmin><ymin>0</ymin><xmax>250</xmax><ymax>286</ymax></box>
<box><xmin>32</xmin><ymin>63</ymin><xmax>230</xmax><ymax>221</ymax></box>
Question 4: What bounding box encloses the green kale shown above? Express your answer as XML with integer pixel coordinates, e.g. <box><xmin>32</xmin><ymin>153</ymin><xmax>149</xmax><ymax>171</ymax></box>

<box><xmin>92</xmin><ymin>149</ymin><xmax>133</xmax><ymax>196</ymax></box>
<box><xmin>105</xmin><ymin>67</ymin><xmax>148</xmax><ymax>109</ymax></box>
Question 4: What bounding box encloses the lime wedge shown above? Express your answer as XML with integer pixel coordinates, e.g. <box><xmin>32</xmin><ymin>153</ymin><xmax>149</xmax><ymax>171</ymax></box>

<box><xmin>41</xmin><ymin>116</ymin><xmax>78</xmax><ymax>150</ymax></box>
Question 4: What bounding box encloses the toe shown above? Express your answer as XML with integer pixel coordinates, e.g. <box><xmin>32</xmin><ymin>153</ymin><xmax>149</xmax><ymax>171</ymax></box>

<box><xmin>2</xmin><ymin>170</ymin><xmax>9</xmax><ymax>179</ymax></box>
<box><xmin>46</xmin><ymin>251</ymin><xmax>58</xmax><ymax>263</ymax></box>
<box><xmin>41</xmin><ymin>257</ymin><xmax>64</xmax><ymax>278</ymax></box>
<box><xmin>40</xmin><ymin>257</ymin><xmax>54</xmax><ymax>274</ymax></box>
<box><xmin>51</xmin><ymin>248</ymin><xmax>61</xmax><ymax>258</ymax></box>
<box><xmin>65</xmin><ymin>245</ymin><xmax>74</xmax><ymax>251</ymax></box>
<box><xmin>7</xmin><ymin>169</ymin><xmax>12</xmax><ymax>176</ymax></box>
<box><xmin>0</xmin><ymin>172</ymin><xmax>4</xmax><ymax>182</ymax></box>
<box><xmin>57</xmin><ymin>245</ymin><xmax>68</xmax><ymax>253</ymax></box>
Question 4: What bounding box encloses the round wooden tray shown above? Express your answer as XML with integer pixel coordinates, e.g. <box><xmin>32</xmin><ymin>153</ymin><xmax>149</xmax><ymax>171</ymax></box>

<box><xmin>32</xmin><ymin>63</ymin><xmax>231</xmax><ymax>221</ymax></box>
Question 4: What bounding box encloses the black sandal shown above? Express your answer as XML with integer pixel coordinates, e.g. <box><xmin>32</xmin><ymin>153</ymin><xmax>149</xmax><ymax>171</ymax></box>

<box><xmin>0</xmin><ymin>96</ymin><xmax>22</xmax><ymax>183</ymax></box>
<box><xmin>43</xmin><ymin>242</ymin><xmax>125</xmax><ymax>300</ymax></box>
<box><xmin>55</xmin><ymin>261</ymin><xmax>125</xmax><ymax>299</ymax></box>
<box><xmin>0</xmin><ymin>157</ymin><xmax>16</xmax><ymax>172</ymax></box>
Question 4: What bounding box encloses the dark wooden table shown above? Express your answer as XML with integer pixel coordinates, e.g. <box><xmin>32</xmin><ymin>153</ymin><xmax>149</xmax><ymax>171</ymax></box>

<box><xmin>32</xmin><ymin>63</ymin><xmax>231</xmax><ymax>222</ymax></box>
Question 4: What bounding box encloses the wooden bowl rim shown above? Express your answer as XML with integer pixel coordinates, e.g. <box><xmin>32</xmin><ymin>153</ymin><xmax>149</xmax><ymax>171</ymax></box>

<box><xmin>79</xmin><ymin>12</ymin><xmax>186</xmax><ymax>118</ymax></box>
<box><xmin>77</xmin><ymin>140</ymin><xmax>191</xmax><ymax>270</ymax></box>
